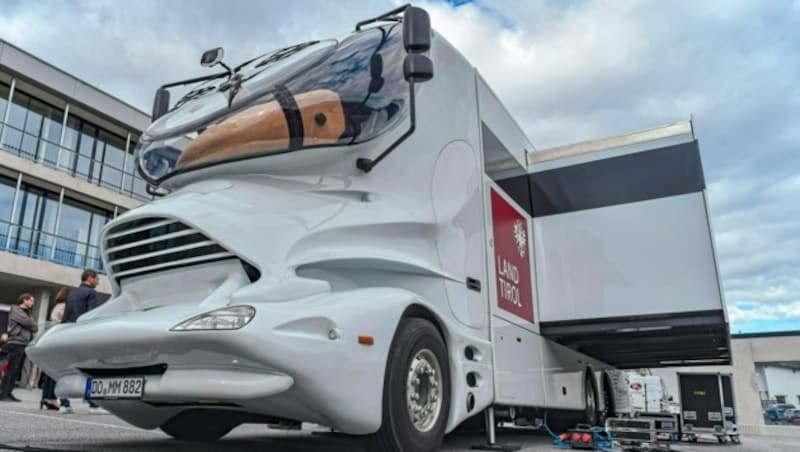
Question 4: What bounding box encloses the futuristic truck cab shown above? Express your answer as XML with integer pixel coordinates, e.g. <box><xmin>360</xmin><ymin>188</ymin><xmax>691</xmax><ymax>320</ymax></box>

<box><xmin>27</xmin><ymin>5</ymin><xmax>729</xmax><ymax>452</ymax></box>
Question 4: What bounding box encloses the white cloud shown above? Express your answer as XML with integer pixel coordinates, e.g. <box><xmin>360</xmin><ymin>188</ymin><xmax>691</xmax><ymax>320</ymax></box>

<box><xmin>728</xmin><ymin>302</ymin><xmax>800</xmax><ymax>324</ymax></box>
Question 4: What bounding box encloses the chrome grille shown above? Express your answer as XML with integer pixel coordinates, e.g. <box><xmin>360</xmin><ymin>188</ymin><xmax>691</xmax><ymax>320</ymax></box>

<box><xmin>105</xmin><ymin>217</ymin><xmax>235</xmax><ymax>281</ymax></box>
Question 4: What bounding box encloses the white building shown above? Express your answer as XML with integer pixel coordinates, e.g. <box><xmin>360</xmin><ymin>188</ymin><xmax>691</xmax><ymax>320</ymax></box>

<box><xmin>0</xmin><ymin>38</ymin><xmax>150</xmax><ymax>351</ymax></box>
<box><xmin>652</xmin><ymin>331</ymin><xmax>800</xmax><ymax>435</ymax></box>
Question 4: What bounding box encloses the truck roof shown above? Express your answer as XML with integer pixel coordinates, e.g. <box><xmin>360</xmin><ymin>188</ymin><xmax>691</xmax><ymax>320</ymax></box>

<box><xmin>528</xmin><ymin>120</ymin><xmax>695</xmax><ymax>166</ymax></box>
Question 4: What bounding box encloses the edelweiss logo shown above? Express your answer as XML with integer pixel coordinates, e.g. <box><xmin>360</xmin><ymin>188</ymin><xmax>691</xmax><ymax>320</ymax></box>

<box><xmin>513</xmin><ymin>220</ymin><xmax>527</xmax><ymax>257</ymax></box>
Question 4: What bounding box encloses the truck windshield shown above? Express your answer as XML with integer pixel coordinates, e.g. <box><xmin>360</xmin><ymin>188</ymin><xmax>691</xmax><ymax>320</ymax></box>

<box><xmin>137</xmin><ymin>24</ymin><xmax>409</xmax><ymax>185</ymax></box>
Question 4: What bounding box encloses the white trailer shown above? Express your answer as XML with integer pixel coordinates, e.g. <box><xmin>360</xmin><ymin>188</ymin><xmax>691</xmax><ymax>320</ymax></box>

<box><xmin>27</xmin><ymin>5</ymin><xmax>729</xmax><ymax>452</ymax></box>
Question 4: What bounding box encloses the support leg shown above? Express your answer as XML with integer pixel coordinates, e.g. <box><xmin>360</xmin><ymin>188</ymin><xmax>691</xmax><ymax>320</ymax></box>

<box><xmin>485</xmin><ymin>407</ymin><xmax>496</xmax><ymax>445</ymax></box>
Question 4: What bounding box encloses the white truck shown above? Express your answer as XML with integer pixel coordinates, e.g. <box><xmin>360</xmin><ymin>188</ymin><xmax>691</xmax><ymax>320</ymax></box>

<box><xmin>27</xmin><ymin>5</ymin><xmax>729</xmax><ymax>451</ymax></box>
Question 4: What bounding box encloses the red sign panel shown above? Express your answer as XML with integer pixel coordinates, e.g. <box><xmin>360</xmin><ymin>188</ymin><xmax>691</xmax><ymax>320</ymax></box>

<box><xmin>491</xmin><ymin>189</ymin><xmax>534</xmax><ymax>323</ymax></box>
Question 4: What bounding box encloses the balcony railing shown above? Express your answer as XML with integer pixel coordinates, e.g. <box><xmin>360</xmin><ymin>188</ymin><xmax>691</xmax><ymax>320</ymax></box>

<box><xmin>0</xmin><ymin>122</ymin><xmax>152</xmax><ymax>203</ymax></box>
<box><xmin>0</xmin><ymin>219</ymin><xmax>105</xmax><ymax>273</ymax></box>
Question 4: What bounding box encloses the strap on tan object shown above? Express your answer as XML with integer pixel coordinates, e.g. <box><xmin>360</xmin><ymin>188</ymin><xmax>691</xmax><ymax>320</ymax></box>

<box><xmin>177</xmin><ymin>89</ymin><xmax>345</xmax><ymax>170</ymax></box>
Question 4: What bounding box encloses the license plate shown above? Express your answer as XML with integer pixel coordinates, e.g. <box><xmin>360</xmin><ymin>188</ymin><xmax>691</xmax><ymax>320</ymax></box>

<box><xmin>86</xmin><ymin>377</ymin><xmax>145</xmax><ymax>399</ymax></box>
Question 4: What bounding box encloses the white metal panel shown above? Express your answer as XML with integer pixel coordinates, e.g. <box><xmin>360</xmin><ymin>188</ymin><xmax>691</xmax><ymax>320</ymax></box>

<box><xmin>432</xmin><ymin>140</ymin><xmax>487</xmax><ymax>330</ymax></box>
<box><xmin>535</xmin><ymin>192</ymin><xmax>723</xmax><ymax>322</ymax></box>
<box><xmin>539</xmin><ymin>338</ymin><xmax>592</xmax><ymax>409</ymax></box>
<box><xmin>491</xmin><ymin>317</ymin><xmax>546</xmax><ymax>406</ymax></box>
<box><xmin>476</xmin><ymin>74</ymin><xmax>533</xmax><ymax>169</ymax></box>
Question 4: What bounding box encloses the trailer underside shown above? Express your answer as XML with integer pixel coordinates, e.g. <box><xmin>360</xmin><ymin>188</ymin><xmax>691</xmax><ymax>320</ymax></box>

<box><xmin>540</xmin><ymin>309</ymin><xmax>730</xmax><ymax>368</ymax></box>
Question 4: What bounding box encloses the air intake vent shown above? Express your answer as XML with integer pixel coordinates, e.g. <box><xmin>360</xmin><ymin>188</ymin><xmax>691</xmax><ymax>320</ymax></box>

<box><xmin>105</xmin><ymin>218</ymin><xmax>236</xmax><ymax>281</ymax></box>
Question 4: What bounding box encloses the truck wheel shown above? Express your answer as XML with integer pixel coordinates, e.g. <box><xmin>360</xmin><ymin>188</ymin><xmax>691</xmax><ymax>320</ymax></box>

<box><xmin>368</xmin><ymin>318</ymin><xmax>451</xmax><ymax>452</ymax></box>
<box><xmin>600</xmin><ymin>373</ymin><xmax>614</xmax><ymax>424</ymax></box>
<box><xmin>585</xmin><ymin>372</ymin><xmax>599</xmax><ymax>426</ymax></box>
<box><xmin>160</xmin><ymin>410</ymin><xmax>239</xmax><ymax>441</ymax></box>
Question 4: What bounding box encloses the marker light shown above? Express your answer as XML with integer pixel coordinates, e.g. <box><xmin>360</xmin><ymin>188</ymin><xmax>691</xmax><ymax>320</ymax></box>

<box><xmin>171</xmin><ymin>305</ymin><xmax>256</xmax><ymax>331</ymax></box>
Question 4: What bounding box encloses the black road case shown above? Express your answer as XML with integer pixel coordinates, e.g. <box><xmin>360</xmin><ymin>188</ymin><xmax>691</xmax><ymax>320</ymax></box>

<box><xmin>678</xmin><ymin>372</ymin><xmax>739</xmax><ymax>444</ymax></box>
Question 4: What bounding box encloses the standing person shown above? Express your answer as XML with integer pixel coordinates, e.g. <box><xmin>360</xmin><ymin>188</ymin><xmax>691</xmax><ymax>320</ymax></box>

<box><xmin>61</xmin><ymin>270</ymin><xmax>107</xmax><ymax>414</ymax></box>
<box><xmin>39</xmin><ymin>287</ymin><xmax>69</xmax><ymax>410</ymax></box>
<box><xmin>0</xmin><ymin>293</ymin><xmax>38</xmax><ymax>402</ymax></box>
<box><xmin>0</xmin><ymin>332</ymin><xmax>8</xmax><ymax>378</ymax></box>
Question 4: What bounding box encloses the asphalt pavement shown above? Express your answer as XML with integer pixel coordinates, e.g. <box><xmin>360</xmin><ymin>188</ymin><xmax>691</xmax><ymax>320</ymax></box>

<box><xmin>1</xmin><ymin>389</ymin><xmax>799</xmax><ymax>452</ymax></box>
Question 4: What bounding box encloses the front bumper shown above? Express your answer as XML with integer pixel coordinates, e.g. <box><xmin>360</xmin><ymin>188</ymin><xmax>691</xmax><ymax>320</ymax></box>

<box><xmin>57</xmin><ymin>369</ymin><xmax>293</xmax><ymax>401</ymax></box>
<box><xmin>28</xmin><ymin>287</ymin><xmax>418</xmax><ymax>434</ymax></box>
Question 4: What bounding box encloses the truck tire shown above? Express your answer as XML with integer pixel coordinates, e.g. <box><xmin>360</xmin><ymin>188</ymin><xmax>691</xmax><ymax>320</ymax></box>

<box><xmin>600</xmin><ymin>373</ymin><xmax>614</xmax><ymax>424</ymax></box>
<box><xmin>160</xmin><ymin>410</ymin><xmax>239</xmax><ymax>441</ymax></box>
<box><xmin>585</xmin><ymin>371</ymin><xmax>599</xmax><ymax>426</ymax></box>
<box><xmin>368</xmin><ymin>318</ymin><xmax>451</xmax><ymax>452</ymax></box>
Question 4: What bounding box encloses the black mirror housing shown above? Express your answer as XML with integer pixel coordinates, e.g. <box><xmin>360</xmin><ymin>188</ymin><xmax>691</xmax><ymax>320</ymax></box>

<box><xmin>152</xmin><ymin>88</ymin><xmax>171</xmax><ymax>121</ymax></box>
<box><xmin>201</xmin><ymin>47</ymin><xmax>225</xmax><ymax>67</ymax></box>
<box><xmin>403</xmin><ymin>7</ymin><xmax>431</xmax><ymax>53</ymax></box>
<box><xmin>404</xmin><ymin>54</ymin><xmax>433</xmax><ymax>82</ymax></box>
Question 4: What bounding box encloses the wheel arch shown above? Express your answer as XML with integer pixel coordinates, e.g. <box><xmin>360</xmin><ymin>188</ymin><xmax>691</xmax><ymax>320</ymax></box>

<box><xmin>401</xmin><ymin>303</ymin><xmax>450</xmax><ymax>350</ymax></box>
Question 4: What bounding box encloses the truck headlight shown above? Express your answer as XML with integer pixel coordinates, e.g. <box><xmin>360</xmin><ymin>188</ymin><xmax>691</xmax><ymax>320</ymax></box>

<box><xmin>171</xmin><ymin>306</ymin><xmax>256</xmax><ymax>331</ymax></box>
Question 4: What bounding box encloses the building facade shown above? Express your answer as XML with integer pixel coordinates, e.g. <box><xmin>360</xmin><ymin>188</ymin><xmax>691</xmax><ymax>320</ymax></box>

<box><xmin>0</xmin><ymin>38</ymin><xmax>151</xmax><ymax>349</ymax></box>
<box><xmin>652</xmin><ymin>331</ymin><xmax>800</xmax><ymax>436</ymax></box>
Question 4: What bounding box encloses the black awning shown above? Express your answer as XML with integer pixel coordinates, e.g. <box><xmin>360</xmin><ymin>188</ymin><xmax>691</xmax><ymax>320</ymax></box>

<box><xmin>540</xmin><ymin>310</ymin><xmax>730</xmax><ymax>369</ymax></box>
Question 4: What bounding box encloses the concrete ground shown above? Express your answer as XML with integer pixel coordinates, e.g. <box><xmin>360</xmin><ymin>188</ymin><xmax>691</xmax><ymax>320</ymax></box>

<box><xmin>1</xmin><ymin>389</ymin><xmax>798</xmax><ymax>452</ymax></box>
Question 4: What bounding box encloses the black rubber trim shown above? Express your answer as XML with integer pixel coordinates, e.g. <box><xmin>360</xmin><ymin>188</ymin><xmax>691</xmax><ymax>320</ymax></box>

<box><xmin>80</xmin><ymin>363</ymin><xmax>168</xmax><ymax>378</ymax></box>
<box><xmin>467</xmin><ymin>277</ymin><xmax>482</xmax><ymax>292</ymax></box>
<box><xmin>273</xmin><ymin>84</ymin><xmax>304</xmax><ymax>151</ymax></box>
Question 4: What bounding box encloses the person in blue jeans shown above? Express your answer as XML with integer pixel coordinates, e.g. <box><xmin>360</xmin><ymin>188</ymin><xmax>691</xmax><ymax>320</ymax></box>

<box><xmin>59</xmin><ymin>270</ymin><xmax>108</xmax><ymax>414</ymax></box>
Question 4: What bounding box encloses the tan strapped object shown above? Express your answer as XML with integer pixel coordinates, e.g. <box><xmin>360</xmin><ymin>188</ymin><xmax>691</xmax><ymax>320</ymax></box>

<box><xmin>177</xmin><ymin>89</ymin><xmax>346</xmax><ymax>170</ymax></box>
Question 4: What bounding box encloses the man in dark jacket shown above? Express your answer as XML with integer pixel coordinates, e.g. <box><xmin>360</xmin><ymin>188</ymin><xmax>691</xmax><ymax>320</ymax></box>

<box><xmin>0</xmin><ymin>293</ymin><xmax>37</xmax><ymax>402</ymax></box>
<box><xmin>63</xmin><ymin>269</ymin><xmax>101</xmax><ymax>323</ymax></box>
<box><xmin>60</xmin><ymin>269</ymin><xmax>107</xmax><ymax>413</ymax></box>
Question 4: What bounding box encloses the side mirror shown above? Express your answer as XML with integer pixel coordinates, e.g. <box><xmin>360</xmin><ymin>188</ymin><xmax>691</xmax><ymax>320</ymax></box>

<box><xmin>403</xmin><ymin>7</ymin><xmax>431</xmax><ymax>53</ymax></box>
<box><xmin>201</xmin><ymin>47</ymin><xmax>225</xmax><ymax>67</ymax></box>
<box><xmin>403</xmin><ymin>54</ymin><xmax>433</xmax><ymax>82</ymax></box>
<box><xmin>152</xmin><ymin>88</ymin><xmax>171</xmax><ymax>121</ymax></box>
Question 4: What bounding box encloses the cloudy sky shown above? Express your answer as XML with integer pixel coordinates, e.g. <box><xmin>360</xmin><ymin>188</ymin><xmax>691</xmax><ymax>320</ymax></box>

<box><xmin>1</xmin><ymin>0</ymin><xmax>798</xmax><ymax>333</ymax></box>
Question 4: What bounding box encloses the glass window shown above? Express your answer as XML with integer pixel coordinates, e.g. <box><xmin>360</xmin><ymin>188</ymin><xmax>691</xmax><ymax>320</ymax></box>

<box><xmin>59</xmin><ymin>116</ymin><xmax>80</xmax><ymax>170</ymax></box>
<box><xmin>124</xmin><ymin>141</ymin><xmax>137</xmax><ymax>173</ymax></box>
<box><xmin>54</xmin><ymin>200</ymin><xmax>92</xmax><ymax>267</ymax></box>
<box><xmin>62</xmin><ymin>117</ymin><xmax>80</xmax><ymax>151</ymax></box>
<box><xmin>39</xmin><ymin>107</ymin><xmax>64</xmax><ymax>166</ymax></box>
<box><xmin>24</xmin><ymin>98</ymin><xmax>46</xmax><ymax>136</ymax></box>
<box><xmin>98</xmin><ymin>130</ymin><xmax>126</xmax><ymax>189</ymax></box>
<box><xmin>87</xmin><ymin>211</ymin><xmax>111</xmax><ymax>270</ymax></box>
<box><xmin>52</xmin><ymin>197</ymin><xmax>112</xmax><ymax>270</ymax></box>
<box><xmin>0</xmin><ymin>83</ymin><xmax>10</xmax><ymax>124</ymax></box>
<box><xmin>101</xmin><ymin>131</ymin><xmax>126</xmax><ymax>169</ymax></box>
<box><xmin>0</xmin><ymin>176</ymin><xmax>15</xmax><ymax>224</ymax></box>
<box><xmin>0</xmin><ymin>89</ymin><xmax>66</xmax><ymax>164</ymax></box>
<box><xmin>132</xmin><ymin>174</ymin><xmax>149</xmax><ymax>199</ymax></box>
<box><xmin>138</xmin><ymin>24</ymin><xmax>409</xmax><ymax>184</ymax></box>
<box><xmin>10</xmin><ymin>186</ymin><xmax>57</xmax><ymax>258</ymax></box>
<box><xmin>5</xmin><ymin>91</ymin><xmax>29</xmax><ymax>130</ymax></box>
<box><xmin>0</xmin><ymin>176</ymin><xmax>16</xmax><ymax>248</ymax></box>
<box><xmin>79</xmin><ymin>123</ymin><xmax>97</xmax><ymax>156</ymax></box>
